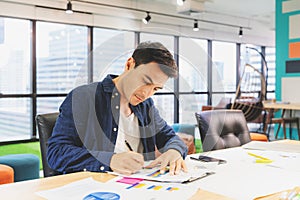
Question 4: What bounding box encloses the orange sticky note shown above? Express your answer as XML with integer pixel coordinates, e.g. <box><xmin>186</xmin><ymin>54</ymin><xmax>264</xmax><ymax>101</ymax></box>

<box><xmin>289</xmin><ymin>42</ymin><xmax>300</xmax><ymax>58</ymax></box>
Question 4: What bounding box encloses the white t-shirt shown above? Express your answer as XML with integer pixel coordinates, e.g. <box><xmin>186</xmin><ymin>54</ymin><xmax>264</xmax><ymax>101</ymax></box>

<box><xmin>114</xmin><ymin>112</ymin><xmax>143</xmax><ymax>153</ymax></box>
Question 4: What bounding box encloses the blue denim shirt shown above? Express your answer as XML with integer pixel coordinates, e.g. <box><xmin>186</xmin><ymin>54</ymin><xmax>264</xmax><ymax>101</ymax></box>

<box><xmin>47</xmin><ymin>74</ymin><xmax>187</xmax><ymax>174</ymax></box>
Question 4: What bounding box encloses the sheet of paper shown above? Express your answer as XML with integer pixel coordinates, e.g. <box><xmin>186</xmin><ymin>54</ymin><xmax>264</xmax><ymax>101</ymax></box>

<box><xmin>36</xmin><ymin>177</ymin><xmax>198</xmax><ymax>200</ymax></box>
<box><xmin>35</xmin><ymin>178</ymin><xmax>112</xmax><ymax>200</ymax></box>
<box><xmin>108</xmin><ymin>177</ymin><xmax>199</xmax><ymax>200</ymax></box>
<box><xmin>108</xmin><ymin>160</ymin><xmax>215</xmax><ymax>183</ymax></box>
<box><xmin>187</xmin><ymin>147</ymin><xmax>300</xmax><ymax>200</ymax></box>
<box><xmin>242</xmin><ymin>141</ymin><xmax>300</xmax><ymax>153</ymax></box>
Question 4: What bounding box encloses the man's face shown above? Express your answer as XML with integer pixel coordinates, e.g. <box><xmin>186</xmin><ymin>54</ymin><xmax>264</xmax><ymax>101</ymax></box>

<box><xmin>121</xmin><ymin>62</ymin><xmax>169</xmax><ymax>106</ymax></box>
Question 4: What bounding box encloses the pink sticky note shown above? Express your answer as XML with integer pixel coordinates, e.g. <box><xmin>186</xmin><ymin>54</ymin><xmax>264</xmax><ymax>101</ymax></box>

<box><xmin>116</xmin><ymin>177</ymin><xmax>144</xmax><ymax>185</ymax></box>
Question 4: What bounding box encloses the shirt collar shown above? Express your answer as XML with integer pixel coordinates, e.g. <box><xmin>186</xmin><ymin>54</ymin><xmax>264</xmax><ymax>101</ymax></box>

<box><xmin>102</xmin><ymin>74</ymin><xmax>118</xmax><ymax>93</ymax></box>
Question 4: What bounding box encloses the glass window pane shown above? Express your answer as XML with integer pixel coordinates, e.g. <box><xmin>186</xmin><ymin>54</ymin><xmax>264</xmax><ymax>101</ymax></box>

<box><xmin>0</xmin><ymin>17</ymin><xmax>31</xmax><ymax>94</ymax></box>
<box><xmin>152</xmin><ymin>95</ymin><xmax>174</xmax><ymax>125</ymax></box>
<box><xmin>93</xmin><ymin>29</ymin><xmax>135</xmax><ymax>82</ymax></box>
<box><xmin>140</xmin><ymin>33</ymin><xmax>174</xmax><ymax>92</ymax></box>
<box><xmin>240</xmin><ymin>44</ymin><xmax>262</xmax><ymax>74</ymax></box>
<box><xmin>36</xmin><ymin>22</ymin><xmax>88</xmax><ymax>93</ymax></box>
<box><xmin>211</xmin><ymin>94</ymin><xmax>234</xmax><ymax>107</ymax></box>
<box><xmin>265</xmin><ymin>47</ymin><xmax>276</xmax><ymax>97</ymax></box>
<box><xmin>240</xmin><ymin>45</ymin><xmax>264</xmax><ymax>92</ymax></box>
<box><xmin>37</xmin><ymin>97</ymin><xmax>65</xmax><ymax>114</ymax></box>
<box><xmin>212</xmin><ymin>41</ymin><xmax>236</xmax><ymax>92</ymax></box>
<box><xmin>140</xmin><ymin>33</ymin><xmax>174</xmax><ymax>52</ymax></box>
<box><xmin>0</xmin><ymin>98</ymin><xmax>31</xmax><ymax>142</ymax></box>
<box><xmin>179</xmin><ymin>37</ymin><xmax>208</xmax><ymax>92</ymax></box>
<box><xmin>179</xmin><ymin>94</ymin><xmax>207</xmax><ymax>124</ymax></box>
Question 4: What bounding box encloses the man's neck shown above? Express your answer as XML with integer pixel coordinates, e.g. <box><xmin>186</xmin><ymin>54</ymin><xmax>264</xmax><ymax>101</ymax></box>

<box><xmin>120</xmin><ymin>97</ymin><xmax>132</xmax><ymax>117</ymax></box>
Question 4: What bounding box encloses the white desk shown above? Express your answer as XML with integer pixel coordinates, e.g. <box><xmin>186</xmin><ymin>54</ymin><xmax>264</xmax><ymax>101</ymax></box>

<box><xmin>188</xmin><ymin>140</ymin><xmax>300</xmax><ymax>200</ymax></box>
<box><xmin>0</xmin><ymin>141</ymin><xmax>299</xmax><ymax>200</ymax></box>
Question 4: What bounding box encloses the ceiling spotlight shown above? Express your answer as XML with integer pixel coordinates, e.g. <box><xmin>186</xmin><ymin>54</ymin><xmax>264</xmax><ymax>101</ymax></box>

<box><xmin>142</xmin><ymin>12</ymin><xmax>151</xmax><ymax>24</ymax></box>
<box><xmin>193</xmin><ymin>20</ymin><xmax>199</xmax><ymax>31</ymax></box>
<box><xmin>239</xmin><ymin>27</ymin><xmax>243</xmax><ymax>38</ymax></box>
<box><xmin>177</xmin><ymin>0</ymin><xmax>186</xmax><ymax>6</ymax></box>
<box><xmin>66</xmin><ymin>1</ymin><xmax>73</xmax><ymax>14</ymax></box>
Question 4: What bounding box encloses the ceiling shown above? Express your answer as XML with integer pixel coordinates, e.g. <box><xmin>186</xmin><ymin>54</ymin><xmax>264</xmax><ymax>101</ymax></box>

<box><xmin>1</xmin><ymin>0</ymin><xmax>276</xmax><ymax>30</ymax></box>
<box><xmin>134</xmin><ymin>0</ymin><xmax>275</xmax><ymax>29</ymax></box>
<box><xmin>0</xmin><ymin>0</ymin><xmax>276</xmax><ymax>45</ymax></box>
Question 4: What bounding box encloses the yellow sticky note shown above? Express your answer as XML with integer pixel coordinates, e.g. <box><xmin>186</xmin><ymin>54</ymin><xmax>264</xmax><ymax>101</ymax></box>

<box><xmin>255</xmin><ymin>159</ymin><xmax>273</xmax><ymax>164</ymax></box>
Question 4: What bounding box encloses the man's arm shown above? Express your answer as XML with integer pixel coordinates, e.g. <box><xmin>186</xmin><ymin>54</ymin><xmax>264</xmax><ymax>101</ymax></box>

<box><xmin>145</xmin><ymin>104</ymin><xmax>188</xmax><ymax>175</ymax></box>
<box><xmin>153</xmin><ymin>106</ymin><xmax>188</xmax><ymax>158</ymax></box>
<box><xmin>47</xmin><ymin>87</ymin><xmax>113</xmax><ymax>173</ymax></box>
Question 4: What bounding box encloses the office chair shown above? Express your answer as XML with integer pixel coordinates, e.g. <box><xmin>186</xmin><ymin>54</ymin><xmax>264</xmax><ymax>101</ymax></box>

<box><xmin>195</xmin><ymin>110</ymin><xmax>251</xmax><ymax>152</ymax></box>
<box><xmin>36</xmin><ymin>113</ymin><xmax>62</xmax><ymax>177</ymax></box>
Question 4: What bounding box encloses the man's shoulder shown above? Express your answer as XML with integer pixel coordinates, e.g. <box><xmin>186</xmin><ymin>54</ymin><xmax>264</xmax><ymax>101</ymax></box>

<box><xmin>72</xmin><ymin>74</ymin><xmax>116</xmax><ymax>91</ymax></box>
<box><xmin>72</xmin><ymin>82</ymin><xmax>100</xmax><ymax>94</ymax></box>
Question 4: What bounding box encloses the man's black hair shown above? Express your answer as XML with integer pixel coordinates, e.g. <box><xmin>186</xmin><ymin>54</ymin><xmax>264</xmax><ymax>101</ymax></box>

<box><xmin>131</xmin><ymin>41</ymin><xmax>178</xmax><ymax>78</ymax></box>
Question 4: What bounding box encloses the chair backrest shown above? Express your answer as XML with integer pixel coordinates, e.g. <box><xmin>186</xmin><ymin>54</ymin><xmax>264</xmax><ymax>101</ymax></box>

<box><xmin>195</xmin><ymin>110</ymin><xmax>251</xmax><ymax>152</ymax></box>
<box><xmin>36</xmin><ymin>113</ymin><xmax>62</xmax><ymax>177</ymax></box>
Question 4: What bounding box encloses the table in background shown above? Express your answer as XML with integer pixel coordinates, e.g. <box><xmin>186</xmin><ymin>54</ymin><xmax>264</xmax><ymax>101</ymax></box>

<box><xmin>263</xmin><ymin>102</ymin><xmax>300</xmax><ymax>139</ymax></box>
<box><xmin>263</xmin><ymin>102</ymin><xmax>300</xmax><ymax>111</ymax></box>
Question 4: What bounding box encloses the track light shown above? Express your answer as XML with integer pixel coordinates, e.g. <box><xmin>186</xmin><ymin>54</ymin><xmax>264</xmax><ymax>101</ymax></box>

<box><xmin>193</xmin><ymin>20</ymin><xmax>199</xmax><ymax>31</ymax></box>
<box><xmin>177</xmin><ymin>0</ymin><xmax>186</xmax><ymax>6</ymax></box>
<box><xmin>142</xmin><ymin>12</ymin><xmax>151</xmax><ymax>24</ymax></box>
<box><xmin>66</xmin><ymin>1</ymin><xmax>73</xmax><ymax>14</ymax></box>
<box><xmin>239</xmin><ymin>27</ymin><xmax>243</xmax><ymax>38</ymax></box>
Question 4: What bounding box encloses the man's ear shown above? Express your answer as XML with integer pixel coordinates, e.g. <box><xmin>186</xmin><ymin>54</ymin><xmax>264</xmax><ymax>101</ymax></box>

<box><xmin>125</xmin><ymin>57</ymin><xmax>135</xmax><ymax>71</ymax></box>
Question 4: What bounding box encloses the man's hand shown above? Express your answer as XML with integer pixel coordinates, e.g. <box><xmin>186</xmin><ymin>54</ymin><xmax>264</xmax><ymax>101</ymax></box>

<box><xmin>145</xmin><ymin>149</ymin><xmax>187</xmax><ymax>175</ymax></box>
<box><xmin>110</xmin><ymin>152</ymin><xmax>144</xmax><ymax>175</ymax></box>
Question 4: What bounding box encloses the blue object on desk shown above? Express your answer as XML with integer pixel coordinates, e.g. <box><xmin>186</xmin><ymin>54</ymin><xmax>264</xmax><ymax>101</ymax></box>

<box><xmin>83</xmin><ymin>192</ymin><xmax>120</xmax><ymax>200</ymax></box>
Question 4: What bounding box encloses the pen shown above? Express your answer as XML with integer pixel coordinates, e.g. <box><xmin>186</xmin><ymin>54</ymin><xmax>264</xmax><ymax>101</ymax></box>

<box><xmin>125</xmin><ymin>140</ymin><xmax>133</xmax><ymax>151</ymax></box>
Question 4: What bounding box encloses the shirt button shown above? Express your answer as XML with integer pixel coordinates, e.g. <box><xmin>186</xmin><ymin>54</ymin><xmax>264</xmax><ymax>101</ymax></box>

<box><xmin>112</xmin><ymin>95</ymin><xmax>115</xmax><ymax>98</ymax></box>
<box><xmin>113</xmin><ymin>127</ymin><xmax>117</xmax><ymax>132</ymax></box>
<box><xmin>115</xmin><ymin>93</ymin><xmax>118</xmax><ymax>96</ymax></box>
<box><xmin>100</xmin><ymin>166</ymin><xmax>105</xmax><ymax>171</ymax></box>
<box><xmin>116</xmin><ymin>105</ymin><xmax>119</xmax><ymax>109</ymax></box>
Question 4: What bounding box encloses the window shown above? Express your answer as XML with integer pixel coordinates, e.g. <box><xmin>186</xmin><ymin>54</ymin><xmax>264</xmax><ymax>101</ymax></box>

<box><xmin>0</xmin><ymin>17</ymin><xmax>31</xmax><ymax>142</ymax></box>
<box><xmin>179</xmin><ymin>38</ymin><xmax>208</xmax><ymax>92</ymax></box>
<box><xmin>0</xmin><ymin>18</ymin><xmax>31</xmax><ymax>94</ymax></box>
<box><xmin>36</xmin><ymin>22</ymin><xmax>88</xmax><ymax>116</ymax></box>
<box><xmin>265</xmin><ymin>47</ymin><xmax>276</xmax><ymax>99</ymax></box>
<box><xmin>0</xmin><ymin>16</ymin><xmax>277</xmax><ymax>143</ymax></box>
<box><xmin>179</xmin><ymin>37</ymin><xmax>208</xmax><ymax>123</ymax></box>
<box><xmin>212</xmin><ymin>41</ymin><xmax>237</xmax><ymax>93</ymax></box>
<box><xmin>36</xmin><ymin>22</ymin><xmax>88</xmax><ymax>94</ymax></box>
<box><xmin>93</xmin><ymin>29</ymin><xmax>135</xmax><ymax>82</ymax></box>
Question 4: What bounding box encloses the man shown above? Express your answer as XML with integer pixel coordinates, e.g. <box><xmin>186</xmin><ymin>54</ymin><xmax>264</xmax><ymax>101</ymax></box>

<box><xmin>47</xmin><ymin>41</ymin><xmax>188</xmax><ymax>176</ymax></box>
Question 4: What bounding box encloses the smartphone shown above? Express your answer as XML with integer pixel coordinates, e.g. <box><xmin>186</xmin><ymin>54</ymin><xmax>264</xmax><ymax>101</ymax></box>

<box><xmin>190</xmin><ymin>155</ymin><xmax>227</xmax><ymax>164</ymax></box>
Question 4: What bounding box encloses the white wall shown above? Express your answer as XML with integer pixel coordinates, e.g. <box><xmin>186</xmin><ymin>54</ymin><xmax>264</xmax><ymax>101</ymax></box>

<box><xmin>0</xmin><ymin>0</ymin><xmax>275</xmax><ymax>46</ymax></box>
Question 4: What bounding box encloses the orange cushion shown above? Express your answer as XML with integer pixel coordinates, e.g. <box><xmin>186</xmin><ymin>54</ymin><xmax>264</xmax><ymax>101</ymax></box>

<box><xmin>176</xmin><ymin>132</ymin><xmax>196</xmax><ymax>154</ymax></box>
<box><xmin>154</xmin><ymin>132</ymin><xmax>196</xmax><ymax>158</ymax></box>
<box><xmin>250</xmin><ymin>132</ymin><xmax>268</xmax><ymax>142</ymax></box>
<box><xmin>0</xmin><ymin>164</ymin><xmax>14</xmax><ymax>184</ymax></box>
